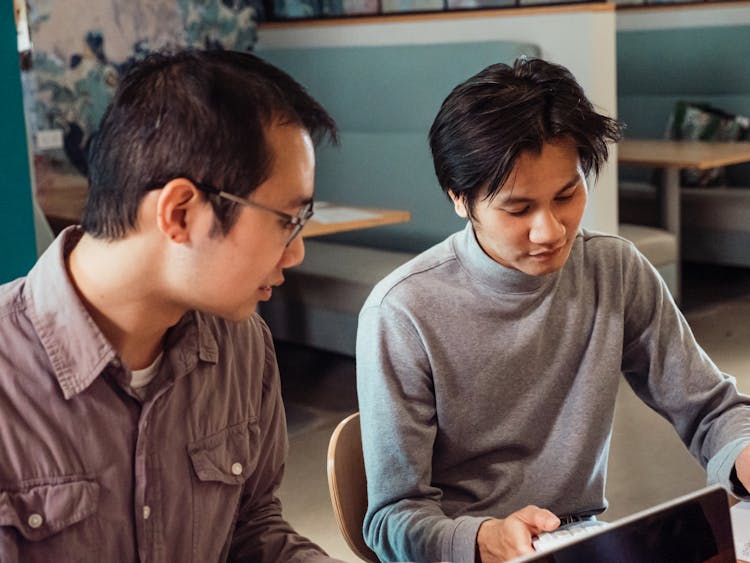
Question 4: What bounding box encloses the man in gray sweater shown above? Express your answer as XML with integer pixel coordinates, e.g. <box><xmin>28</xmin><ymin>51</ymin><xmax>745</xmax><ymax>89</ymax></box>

<box><xmin>356</xmin><ymin>58</ymin><xmax>750</xmax><ymax>563</ymax></box>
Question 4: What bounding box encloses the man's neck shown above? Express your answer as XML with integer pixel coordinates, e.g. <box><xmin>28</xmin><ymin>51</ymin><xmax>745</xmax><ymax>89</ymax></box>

<box><xmin>66</xmin><ymin>232</ymin><xmax>186</xmax><ymax>370</ymax></box>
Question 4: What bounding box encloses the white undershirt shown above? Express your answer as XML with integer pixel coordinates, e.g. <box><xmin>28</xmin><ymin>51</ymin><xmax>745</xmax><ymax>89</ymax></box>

<box><xmin>130</xmin><ymin>351</ymin><xmax>164</xmax><ymax>389</ymax></box>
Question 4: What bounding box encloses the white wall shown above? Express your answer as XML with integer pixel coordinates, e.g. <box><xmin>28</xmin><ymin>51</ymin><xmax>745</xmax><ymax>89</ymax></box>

<box><xmin>258</xmin><ymin>5</ymin><xmax>619</xmax><ymax>233</ymax></box>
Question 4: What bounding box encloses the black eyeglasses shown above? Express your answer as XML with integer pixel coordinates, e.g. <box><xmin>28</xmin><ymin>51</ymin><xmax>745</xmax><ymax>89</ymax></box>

<box><xmin>194</xmin><ymin>182</ymin><xmax>314</xmax><ymax>246</ymax></box>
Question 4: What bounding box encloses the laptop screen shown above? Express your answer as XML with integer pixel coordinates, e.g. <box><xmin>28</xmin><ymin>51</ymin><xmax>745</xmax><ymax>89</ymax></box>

<box><xmin>516</xmin><ymin>485</ymin><xmax>736</xmax><ymax>563</ymax></box>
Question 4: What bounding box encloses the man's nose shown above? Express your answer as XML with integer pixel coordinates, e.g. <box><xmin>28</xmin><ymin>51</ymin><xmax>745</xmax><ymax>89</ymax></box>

<box><xmin>529</xmin><ymin>208</ymin><xmax>565</xmax><ymax>245</ymax></box>
<box><xmin>280</xmin><ymin>234</ymin><xmax>305</xmax><ymax>268</ymax></box>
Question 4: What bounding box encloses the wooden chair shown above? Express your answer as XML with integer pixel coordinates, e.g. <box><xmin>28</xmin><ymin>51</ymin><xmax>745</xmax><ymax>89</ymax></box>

<box><xmin>326</xmin><ymin>412</ymin><xmax>379</xmax><ymax>562</ymax></box>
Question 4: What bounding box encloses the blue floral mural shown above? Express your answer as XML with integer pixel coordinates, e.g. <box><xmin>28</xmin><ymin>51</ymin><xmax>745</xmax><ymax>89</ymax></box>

<box><xmin>25</xmin><ymin>0</ymin><xmax>260</xmax><ymax>178</ymax></box>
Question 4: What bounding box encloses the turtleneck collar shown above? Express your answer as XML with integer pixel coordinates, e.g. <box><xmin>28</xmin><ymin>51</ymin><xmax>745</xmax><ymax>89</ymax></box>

<box><xmin>451</xmin><ymin>221</ymin><xmax>561</xmax><ymax>294</ymax></box>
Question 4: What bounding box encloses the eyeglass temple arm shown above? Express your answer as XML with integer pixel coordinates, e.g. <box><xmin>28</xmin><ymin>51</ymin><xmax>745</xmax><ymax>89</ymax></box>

<box><xmin>195</xmin><ymin>182</ymin><xmax>249</xmax><ymax>206</ymax></box>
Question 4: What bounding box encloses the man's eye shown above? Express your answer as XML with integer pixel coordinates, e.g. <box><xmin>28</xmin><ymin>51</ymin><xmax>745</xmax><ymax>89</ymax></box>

<box><xmin>557</xmin><ymin>186</ymin><xmax>579</xmax><ymax>201</ymax></box>
<box><xmin>504</xmin><ymin>207</ymin><xmax>529</xmax><ymax>216</ymax></box>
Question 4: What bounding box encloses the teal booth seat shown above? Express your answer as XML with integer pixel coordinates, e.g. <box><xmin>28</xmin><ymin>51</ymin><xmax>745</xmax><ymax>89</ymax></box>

<box><xmin>256</xmin><ymin>41</ymin><xmax>540</xmax><ymax>355</ymax></box>
<box><xmin>257</xmin><ymin>40</ymin><xmax>540</xmax><ymax>253</ymax></box>
<box><xmin>1</xmin><ymin>5</ymin><xmax>36</xmax><ymax>283</ymax></box>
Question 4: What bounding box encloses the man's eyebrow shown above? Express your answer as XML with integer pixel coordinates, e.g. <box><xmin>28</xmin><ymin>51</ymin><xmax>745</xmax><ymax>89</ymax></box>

<box><xmin>498</xmin><ymin>176</ymin><xmax>582</xmax><ymax>205</ymax></box>
<box><xmin>284</xmin><ymin>195</ymin><xmax>314</xmax><ymax>209</ymax></box>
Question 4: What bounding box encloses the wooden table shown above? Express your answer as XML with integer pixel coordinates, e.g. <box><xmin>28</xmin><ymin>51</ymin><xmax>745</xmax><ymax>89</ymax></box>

<box><xmin>35</xmin><ymin>177</ymin><xmax>411</xmax><ymax>237</ymax></box>
<box><xmin>302</xmin><ymin>201</ymin><xmax>410</xmax><ymax>237</ymax></box>
<box><xmin>34</xmin><ymin>174</ymin><xmax>88</xmax><ymax>234</ymax></box>
<box><xmin>618</xmin><ymin>140</ymin><xmax>750</xmax><ymax>297</ymax></box>
<box><xmin>619</xmin><ymin>140</ymin><xmax>750</xmax><ymax>236</ymax></box>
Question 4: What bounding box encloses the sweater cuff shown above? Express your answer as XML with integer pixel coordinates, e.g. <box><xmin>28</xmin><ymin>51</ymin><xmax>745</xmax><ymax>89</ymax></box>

<box><xmin>449</xmin><ymin>515</ymin><xmax>492</xmax><ymax>563</ymax></box>
<box><xmin>706</xmin><ymin>437</ymin><xmax>750</xmax><ymax>499</ymax></box>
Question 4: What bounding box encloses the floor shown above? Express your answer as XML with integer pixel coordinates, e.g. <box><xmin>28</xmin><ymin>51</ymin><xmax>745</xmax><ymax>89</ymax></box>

<box><xmin>275</xmin><ymin>262</ymin><xmax>750</xmax><ymax>562</ymax></box>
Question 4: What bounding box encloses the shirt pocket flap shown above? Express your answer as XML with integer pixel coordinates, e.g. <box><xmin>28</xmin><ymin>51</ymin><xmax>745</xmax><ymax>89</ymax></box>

<box><xmin>188</xmin><ymin>420</ymin><xmax>260</xmax><ymax>485</ymax></box>
<box><xmin>0</xmin><ymin>479</ymin><xmax>99</xmax><ymax>541</ymax></box>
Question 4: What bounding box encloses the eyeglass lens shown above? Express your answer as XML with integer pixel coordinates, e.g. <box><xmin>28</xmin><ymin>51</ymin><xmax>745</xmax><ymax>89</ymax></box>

<box><xmin>285</xmin><ymin>201</ymin><xmax>314</xmax><ymax>246</ymax></box>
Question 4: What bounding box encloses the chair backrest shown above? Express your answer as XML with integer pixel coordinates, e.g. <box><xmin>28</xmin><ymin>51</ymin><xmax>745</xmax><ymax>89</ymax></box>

<box><xmin>326</xmin><ymin>412</ymin><xmax>379</xmax><ymax>562</ymax></box>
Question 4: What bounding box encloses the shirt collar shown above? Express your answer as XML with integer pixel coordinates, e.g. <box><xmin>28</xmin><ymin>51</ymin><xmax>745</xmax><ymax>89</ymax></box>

<box><xmin>24</xmin><ymin>227</ymin><xmax>219</xmax><ymax>399</ymax></box>
<box><xmin>163</xmin><ymin>311</ymin><xmax>219</xmax><ymax>380</ymax></box>
<box><xmin>24</xmin><ymin>227</ymin><xmax>117</xmax><ymax>399</ymax></box>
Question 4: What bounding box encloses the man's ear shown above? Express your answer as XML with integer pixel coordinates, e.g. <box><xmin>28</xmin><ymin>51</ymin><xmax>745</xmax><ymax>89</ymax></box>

<box><xmin>448</xmin><ymin>190</ymin><xmax>469</xmax><ymax>219</ymax></box>
<box><xmin>155</xmin><ymin>178</ymin><xmax>204</xmax><ymax>243</ymax></box>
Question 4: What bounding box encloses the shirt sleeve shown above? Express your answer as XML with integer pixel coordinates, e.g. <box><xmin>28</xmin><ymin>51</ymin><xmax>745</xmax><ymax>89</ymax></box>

<box><xmin>357</xmin><ymin>301</ymin><xmax>488</xmax><ymax>563</ymax></box>
<box><xmin>229</xmin><ymin>319</ymin><xmax>346</xmax><ymax>563</ymax></box>
<box><xmin>620</xmin><ymin>246</ymin><xmax>750</xmax><ymax>498</ymax></box>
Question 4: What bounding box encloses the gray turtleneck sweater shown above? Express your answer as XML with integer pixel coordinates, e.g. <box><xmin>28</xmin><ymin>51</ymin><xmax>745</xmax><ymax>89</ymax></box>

<box><xmin>356</xmin><ymin>223</ymin><xmax>750</xmax><ymax>563</ymax></box>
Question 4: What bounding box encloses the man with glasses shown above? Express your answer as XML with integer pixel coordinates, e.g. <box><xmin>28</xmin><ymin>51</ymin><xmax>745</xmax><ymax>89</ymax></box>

<box><xmin>0</xmin><ymin>50</ymin><xmax>343</xmax><ymax>562</ymax></box>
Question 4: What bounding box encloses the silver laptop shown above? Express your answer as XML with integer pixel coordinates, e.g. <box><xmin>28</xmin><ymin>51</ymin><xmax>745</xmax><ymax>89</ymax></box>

<box><xmin>514</xmin><ymin>484</ymin><xmax>736</xmax><ymax>562</ymax></box>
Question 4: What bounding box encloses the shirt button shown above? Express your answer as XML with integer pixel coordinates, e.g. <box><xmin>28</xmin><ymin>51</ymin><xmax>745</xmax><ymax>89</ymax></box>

<box><xmin>28</xmin><ymin>513</ymin><xmax>43</xmax><ymax>529</ymax></box>
<box><xmin>231</xmin><ymin>462</ymin><xmax>243</xmax><ymax>476</ymax></box>
<box><xmin>143</xmin><ymin>506</ymin><xmax>151</xmax><ymax>520</ymax></box>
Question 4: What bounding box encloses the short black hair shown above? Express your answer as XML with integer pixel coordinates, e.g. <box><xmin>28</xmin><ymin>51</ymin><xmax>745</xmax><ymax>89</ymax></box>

<box><xmin>83</xmin><ymin>49</ymin><xmax>338</xmax><ymax>239</ymax></box>
<box><xmin>428</xmin><ymin>57</ymin><xmax>621</xmax><ymax>216</ymax></box>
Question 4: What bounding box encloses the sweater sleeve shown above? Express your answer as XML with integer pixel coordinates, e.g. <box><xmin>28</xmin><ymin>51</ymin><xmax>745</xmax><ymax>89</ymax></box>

<box><xmin>620</xmin><ymin>246</ymin><xmax>750</xmax><ymax>498</ymax></box>
<box><xmin>356</xmin><ymin>301</ymin><xmax>488</xmax><ymax>563</ymax></box>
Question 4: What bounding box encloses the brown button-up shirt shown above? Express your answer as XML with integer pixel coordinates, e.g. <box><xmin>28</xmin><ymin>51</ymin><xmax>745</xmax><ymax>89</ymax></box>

<box><xmin>0</xmin><ymin>229</ymin><xmax>342</xmax><ymax>563</ymax></box>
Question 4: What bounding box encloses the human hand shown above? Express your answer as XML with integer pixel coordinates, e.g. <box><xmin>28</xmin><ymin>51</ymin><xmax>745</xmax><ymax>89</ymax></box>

<box><xmin>476</xmin><ymin>505</ymin><xmax>561</xmax><ymax>563</ymax></box>
<box><xmin>735</xmin><ymin>443</ymin><xmax>750</xmax><ymax>494</ymax></box>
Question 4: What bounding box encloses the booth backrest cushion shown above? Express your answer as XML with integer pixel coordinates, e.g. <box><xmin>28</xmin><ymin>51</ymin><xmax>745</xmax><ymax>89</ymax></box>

<box><xmin>258</xmin><ymin>41</ymin><xmax>540</xmax><ymax>252</ymax></box>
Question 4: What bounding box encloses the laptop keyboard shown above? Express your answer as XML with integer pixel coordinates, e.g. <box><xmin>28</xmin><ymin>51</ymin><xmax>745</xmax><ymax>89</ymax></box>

<box><xmin>533</xmin><ymin>521</ymin><xmax>610</xmax><ymax>552</ymax></box>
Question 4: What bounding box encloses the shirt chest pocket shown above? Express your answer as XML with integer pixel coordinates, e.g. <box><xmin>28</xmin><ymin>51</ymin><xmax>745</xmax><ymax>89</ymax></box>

<box><xmin>188</xmin><ymin>419</ymin><xmax>261</xmax><ymax>485</ymax></box>
<box><xmin>0</xmin><ymin>479</ymin><xmax>100</xmax><ymax>563</ymax></box>
<box><xmin>187</xmin><ymin>419</ymin><xmax>260</xmax><ymax>562</ymax></box>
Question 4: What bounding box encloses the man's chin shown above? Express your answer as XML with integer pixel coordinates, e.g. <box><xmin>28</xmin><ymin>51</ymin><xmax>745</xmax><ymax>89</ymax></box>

<box><xmin>211</xmin><ymin>302</ymin><xmax>261</xmax><ymax>322</ymax></box>
<box><xmin>519</xmin><ymin>264</ymin><xmax>558</xmax><ymax>276</ymax></box>
<box><xmin>520</xmin><ymin>251</ymin><xmax>570</xmax><ymax>275</ymax></box>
